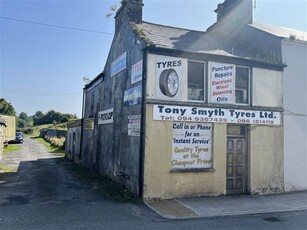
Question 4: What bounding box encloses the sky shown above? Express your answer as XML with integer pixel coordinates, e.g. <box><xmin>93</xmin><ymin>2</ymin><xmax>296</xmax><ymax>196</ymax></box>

<box><xmin>0</xmin><ymin>0</ymin><xmax>306</xmax><ymax>118</ymax></box>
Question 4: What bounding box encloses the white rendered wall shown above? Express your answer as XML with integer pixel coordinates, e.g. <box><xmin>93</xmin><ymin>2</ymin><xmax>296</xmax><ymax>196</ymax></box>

<box><xmin>283</xmin><ymin>39</ymin><xmax>307</xmax><ymax>191</ymax></box>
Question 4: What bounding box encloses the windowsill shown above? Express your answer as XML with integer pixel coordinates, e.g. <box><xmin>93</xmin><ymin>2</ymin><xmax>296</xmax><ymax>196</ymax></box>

<box><xmin>170</xmin><ymin>168</ymin><xmax>216</xmax><ymax>173</ymax></box>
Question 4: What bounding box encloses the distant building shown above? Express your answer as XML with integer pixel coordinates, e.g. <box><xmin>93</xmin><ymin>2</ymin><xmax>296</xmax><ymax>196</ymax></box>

<box><xmin>66</xmin><ymin>119</ymin><xmax>82</xmax><ymax>163</ymax></box>
<box><xmin>0</xmin><ymin>115</ymin><xmax>16</xmax><ymax>146</ymax></box>
<box><xmin>67</xmin><ymin>0</ymin><xmax>306</xmax><ymax>199</ymax></box>
<box><xmin>0</xmin><ymin>116</ymin><xmax>7</xmax><ymax>160</ymax></box>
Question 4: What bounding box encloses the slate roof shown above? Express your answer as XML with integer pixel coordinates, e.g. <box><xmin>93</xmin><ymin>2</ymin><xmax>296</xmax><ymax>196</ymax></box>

<box><xmin>136</xmin><ymin>21</ymin><xmax>307</xmax><ymax>52</ymax></box>
<box><xmin>249</xmin><ymin>23</ymin><xmax>307</xmax><ymax>42</ymax></box>
<box><xmin>134</xmin><ymin>21</ymin><xmax>306</xmax><ymax>68</ymax></box>
<box><xmin>135</xmin><ymin>21</ymin><xmax>235</xmax><ymax>57</ymax></box>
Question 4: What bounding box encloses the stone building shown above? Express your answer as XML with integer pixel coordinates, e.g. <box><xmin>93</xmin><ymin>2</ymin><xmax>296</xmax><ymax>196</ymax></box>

<box><xmin>67</xmin><ymin>0</ymin><xmax>306</xmax><ymax>198</ymax></box>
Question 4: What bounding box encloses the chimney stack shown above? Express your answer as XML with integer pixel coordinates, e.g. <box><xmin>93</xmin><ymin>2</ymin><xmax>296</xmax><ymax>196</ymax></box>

<box><xmin>214</xmin><ymin>0</ymin><xmax>253</xmax><ymax>24</ymax></box>
<box><xmin>115</xmin><ymin>0</ymin><xmax>144</xmax><ymax>31</ymax></box>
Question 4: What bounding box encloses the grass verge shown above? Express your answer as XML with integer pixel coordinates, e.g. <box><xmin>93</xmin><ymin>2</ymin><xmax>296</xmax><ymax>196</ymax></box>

<box><xmin>62</xmin><ymin>160</ymin><xmax>142</xmax><ymax>203</ymax></box>
<box><xmin>0</xmin><ymin>165</ymin><xmax>17</xmax><ymax>173</ymax></box>
<box><xmin>35</xmin><ymin>137</ymin><xmax>65</xmax><ymax>156</ymax></box>
<box><xmin>0</xmin><ymin>144</ymin><xmax>20</xmax><ymax>173</ymax></box>
<box><xmin>3</xmin><ymin>144</ymin><xmax>21</xmax><ymax>156</ymax></box>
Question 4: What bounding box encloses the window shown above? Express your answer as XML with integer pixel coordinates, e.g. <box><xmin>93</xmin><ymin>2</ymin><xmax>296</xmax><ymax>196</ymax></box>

<box><xmin>227</xmin><ymin>125</ymin><xmax>246</xmax><ymax>136</ymax></box>
<box><xmin>235</xmin><ymin>67</ymin><xmax>249</xmax><ymax>104</ymax></box>
<box><xmin>188</xmin><ymin>61</ymin><xmax>205</xmax><ymax>101</ymax></box>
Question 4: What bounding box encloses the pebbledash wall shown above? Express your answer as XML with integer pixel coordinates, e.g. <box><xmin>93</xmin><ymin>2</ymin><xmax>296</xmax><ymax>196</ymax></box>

<box><xmin>143</xmin><ymin>53</ymin><xmax>284</xmax><ymax>199</ymax></box>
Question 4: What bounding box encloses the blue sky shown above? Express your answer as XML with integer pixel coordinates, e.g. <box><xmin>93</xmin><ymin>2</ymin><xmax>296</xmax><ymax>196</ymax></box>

<box><xmin>0</xmin><ymin>0</ymin><xmax>306</xmax><ymax>117</ymax></box>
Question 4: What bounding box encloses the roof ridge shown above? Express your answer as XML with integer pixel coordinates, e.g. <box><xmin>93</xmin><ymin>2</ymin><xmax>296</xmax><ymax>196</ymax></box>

<box><xmin>140</xmin><ymin>20</ymin><xmax>206</xmax><ymax>34</ymax></box>
<box><xmin>252</xmin><ymin>22</ymin><xmax>307</xmax><ymax>34</ymax></box>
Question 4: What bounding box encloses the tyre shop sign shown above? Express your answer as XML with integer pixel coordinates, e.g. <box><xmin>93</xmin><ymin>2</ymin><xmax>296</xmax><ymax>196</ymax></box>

<box><xmin>210</xmin><ymin>62</ymin><xmax>235</xmax><ymax>104</ymax></box>
<box><xmin>153</xmin><ymin>105</ymin><xmax>281</xmax><ymax>126</ymax></box>
<box><xmin>172</xmin><ymin>122</ymin><xmax>212</xmax><ymax>169</ymax></box>
<box><xmin>98</xmin><ymin>108</ymin><xmax>113</xmax><ymax>125</ymax></box>
<box><xmin>155</xmin><ymin>55</ymin><xmax>183</xmax><ymax>100</ymax></box>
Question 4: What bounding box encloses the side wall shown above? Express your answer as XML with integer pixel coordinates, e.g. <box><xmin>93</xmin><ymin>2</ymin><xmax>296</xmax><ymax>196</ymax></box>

<box><xmin>283</xmin><ymin>40</ymin><xmax>307</xmax><ymax>191</ymax></box>
<box><xmin>81</xmin><ymin>21</ymin><xmax>145</xmax><ymax>195</ymax></box>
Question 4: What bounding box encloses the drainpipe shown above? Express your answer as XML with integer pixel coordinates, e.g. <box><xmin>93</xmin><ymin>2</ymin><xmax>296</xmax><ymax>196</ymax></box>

<box><xmin>80</xmin><ymin>87</ymin><xmax>86</xmax><ymax>161</ymax></box>
<box><xmin>138</xmin><ymin>48</ymin><xmax>148</xmax><ymax>197</ymax></box>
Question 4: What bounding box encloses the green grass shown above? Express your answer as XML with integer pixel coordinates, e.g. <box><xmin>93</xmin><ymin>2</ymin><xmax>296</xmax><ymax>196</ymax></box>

<box><xmin>63</xmin><ymin>160</ymin><xmax>142</xmax><ymax>203</ymax></box>
<box><xmin>0</xmin><ymin>165</ymin><xmax>17</xmax><ymax>173</ymax></box>
<box><xmin>3</xmin><ymin>144</ymin><xmax>21</xmax><ymax>155</ymax></box>
<box><xmin>35</xmin><ymin>137</ymin><xmax>65</xmax><ymax>156</ymax></box>
<box><xmin>1</xmin><ymin>144</ymin><xmax>20</xmax><ymax>173</ymax></box>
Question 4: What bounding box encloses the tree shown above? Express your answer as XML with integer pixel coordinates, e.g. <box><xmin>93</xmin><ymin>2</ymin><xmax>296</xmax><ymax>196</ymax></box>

<box><xmin>19</xmin><ymin>112</ymin><xmax>29</xmax><ymax>121</ymax></box>
<box><xmin>0</xmin><ymin>98</ymin><xmax>16</xmax><ymax>116</ymax></box>
<box><xmin>32</xmin><ymin>110</ymin><xmax>76</xmax><ymax>126</ymax></box>
<box><xmin>32</xmin><ymin>111</ymin><xmax>45</xmax><ymax>126</ymax></box>
<box><xmin>17</xmin><ymin>119</ymin><xmax>27</xmax><ymax>128</ymax></box>
<box><xmin>17</xmin><ymin>112</ymin><xmax>33</xmax><ymax>128</ymax></box>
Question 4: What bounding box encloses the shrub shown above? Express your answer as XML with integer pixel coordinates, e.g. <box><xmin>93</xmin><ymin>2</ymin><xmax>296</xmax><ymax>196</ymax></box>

<box><xmin>44</xmin><ymin>136</ymin><xmax>65</xmax><ymax>149</ymax></box>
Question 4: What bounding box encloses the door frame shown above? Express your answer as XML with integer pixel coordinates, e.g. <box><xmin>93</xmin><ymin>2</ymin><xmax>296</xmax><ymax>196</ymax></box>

<box><xmin>226</xmin><ymin>125</ymin><xmax>250</xmax><ymax>195</ymax></box>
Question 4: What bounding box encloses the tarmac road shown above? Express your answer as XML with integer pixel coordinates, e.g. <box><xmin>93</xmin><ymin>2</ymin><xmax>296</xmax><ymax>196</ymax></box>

<box><xmin>0</xmin><ymin>136</ymin><xmax>105</xmax><ymax>205</ymax></box>
<box><xmin>0</xmin><ymin>137</ymin><xmax>306</xmax><ymax>230</ymax></box>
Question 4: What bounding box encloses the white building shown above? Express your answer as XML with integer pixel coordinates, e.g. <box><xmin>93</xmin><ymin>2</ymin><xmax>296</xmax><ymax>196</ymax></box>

<box><xmin>282</xmin><ymin>31</ymin><xmax>307</xmax><ymax>191</ymax></box>
<box><xmin>250</xmin><ymin>24</ymin><xmax>307</xmax><ymax>191</ymax></box>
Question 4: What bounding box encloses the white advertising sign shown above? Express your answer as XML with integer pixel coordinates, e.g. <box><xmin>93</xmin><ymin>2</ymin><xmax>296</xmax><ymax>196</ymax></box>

<box><xmin>172</xmin><ymin>122</ymin><xmax>212</xmax><ymax>169</ymax></box>
<box><xmin>128</xmin><ymin>115</ymin><xmax>141</xmax><ymax>136</ymax></box>
<box><xmin>153</xmin><ymin>105</ymin><xmax>281</xmax><ymax>126</ymax></box>
<box><xmin>98</xmin><ymin>108</ymin><xmax>113</xmax><ymax>125</ymax></box>
<box><xmin>155</xmin><ymin>55</ymin><xmax>184</xmax><ymax>100</ymax></box>
<box><xmin>131</xmin><ymin>60</ymin><xmax>143</xmax><ymax>84</ymax></box>
<box><xmin>85</xmin><ymin>118</ymin><xmax>94</xmax><ymax>129</ymax></box>
<box><xmin>111</xmin><ymin>52</ymin><xmax>127</xmax><ymax>77</ymax></box>
<box><xmin>210</xmin><ymin>62</ymin><xmax>235</xmax><ymax>104</ymax></box>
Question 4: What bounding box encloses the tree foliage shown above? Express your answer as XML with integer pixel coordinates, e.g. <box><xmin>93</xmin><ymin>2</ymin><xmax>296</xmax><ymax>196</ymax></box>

<box><xmin>0</xmin><ymin>98</ymin><xmax>16</xmax><ymax>116</ymax></box>
<box><xmin>0</xmin><ymin>98</ymin><xmax>77</xmax><ymax>127</ymax></box>
<box><xmin>19</xmin><ymin>112</ymin><xmax>30</xmax><ymax>121</ymax></box>
<box><xmin>17</xmin><ymin>112</ymin><xmax>33</xmax><ymax>128</ymax></box>
<box><xmin>32</xmin><ymin>110</ymin><xmax>76</xmax><ymax>126</ymax></box>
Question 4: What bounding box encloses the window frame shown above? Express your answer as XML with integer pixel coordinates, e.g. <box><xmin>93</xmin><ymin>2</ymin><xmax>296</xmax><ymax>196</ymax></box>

<box><xmin>235</xmin><ymin>66</ymin><xmax>251</xmax><ymax>105</ymax></box>
<box><xmin>187</xmin><ymin>60</ymin><xmax>207</xmax><ymax>102</ymax></box>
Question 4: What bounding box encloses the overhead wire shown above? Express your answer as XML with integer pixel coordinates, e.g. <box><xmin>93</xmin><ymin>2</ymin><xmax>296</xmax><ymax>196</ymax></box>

<box><xmin>0</xmin><ymin>16</ymin><xmax>114</xmax><ymax>35</ymax></box>
<box><xmin>0</xmin><ymin>90</ymin><xmax>82</xmax><ymax>96</ymax></box>
<box><xmin>0</xmin><ymin>16</ymin><xmax>108</xmax><ymax>98</ymax></box>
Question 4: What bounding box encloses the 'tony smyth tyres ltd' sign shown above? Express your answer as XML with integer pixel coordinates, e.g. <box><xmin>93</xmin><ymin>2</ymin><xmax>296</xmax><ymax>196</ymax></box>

<box><xmin>153</xmin><ymin>105</ymin><xmax>281</xmax><ymax>126</ymax></box>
